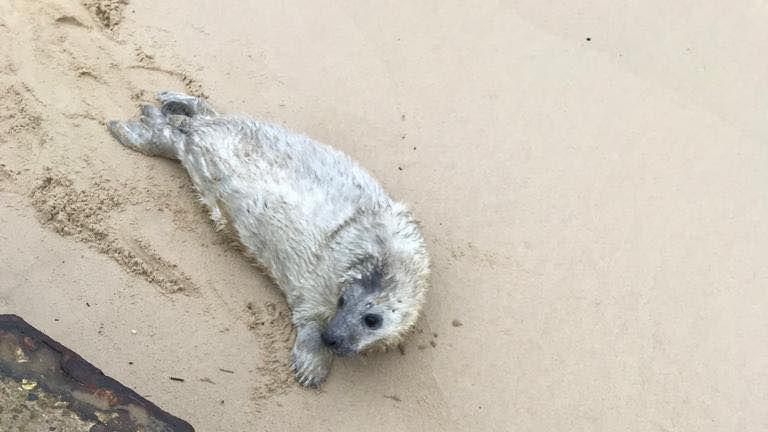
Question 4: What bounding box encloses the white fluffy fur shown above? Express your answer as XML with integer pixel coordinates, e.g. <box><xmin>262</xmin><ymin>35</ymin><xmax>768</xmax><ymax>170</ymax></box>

<box><xmin>107</xmin><ymin>92</ymin><xmax>430</xmax><ymax>386</ymax></box>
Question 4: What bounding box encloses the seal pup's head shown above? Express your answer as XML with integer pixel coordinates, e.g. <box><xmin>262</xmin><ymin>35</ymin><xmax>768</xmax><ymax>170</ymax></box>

<box><xmin>321</xmin><ymin>203</ymin><xmax>429</xmax><ymax>356</ymax></box>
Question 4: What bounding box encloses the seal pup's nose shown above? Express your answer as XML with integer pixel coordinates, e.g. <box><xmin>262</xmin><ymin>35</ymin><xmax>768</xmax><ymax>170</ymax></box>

<box><xmin>321</xmin><ymin>331</ymin><xmax>343</xmax><ymax>349</ymax></box>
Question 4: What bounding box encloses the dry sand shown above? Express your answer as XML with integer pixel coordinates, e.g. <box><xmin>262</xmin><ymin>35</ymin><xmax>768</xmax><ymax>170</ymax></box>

<box><xmin>1</xmin><ymin>0</ymin><xmax>767</xmax><ymax>430</ymax></box>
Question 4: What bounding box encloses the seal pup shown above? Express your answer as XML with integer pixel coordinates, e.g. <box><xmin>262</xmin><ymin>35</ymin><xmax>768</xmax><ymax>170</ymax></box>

<box><xmin>107</xmin><ymin>92</ymin><xmax>430</xmax><ymax>386</ymax></box>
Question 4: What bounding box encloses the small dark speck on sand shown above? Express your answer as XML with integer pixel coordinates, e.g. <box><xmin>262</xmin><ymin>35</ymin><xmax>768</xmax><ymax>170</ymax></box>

<box><xmin>452</xmin><ymin>319</ymin><xmax>463</xmax><ymax>327</ymax></box>
<box><xmin>169</xmin><ymin>377</ymin><xmax>185</xmax><ymax>382</ymax></box>
<box><xmin>384</xmin><ymin>395</ymin><xmax>402</xmax><ymax>402</ymax></box>
<box><xmin>200</xmin><ymin>377</ymin><xmax>215</xmax><ymax>384</ymax></box>
<box><xmin>430</xmin><ymin>340</ymin><xmax>437</xmax><ymax>348</ymax></box>
<box><xmin>401</xmin><ymin>114</ymin><xmax>406</xmax><ymax>121</ymax></box>
<box><xmin>219</xmin><ymin>368</ymin><xmax>235</xmax><ymax>374</ymax></box>
<box><xmin>397</xmin><ymin>166</ymin><xmax>404</xmax><ymax>171</ymax></box>
<box><xmin>586</xmin><ymin>37</ymin><xmax>592</xmax><ymax>41</ymax></box>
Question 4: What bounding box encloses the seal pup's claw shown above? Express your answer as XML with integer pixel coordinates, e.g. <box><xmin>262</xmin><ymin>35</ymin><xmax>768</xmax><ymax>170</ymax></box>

<box><xmin>290</xmin><ymin>349</ymin><xmax>331</xmax><ymax>388</ymax></box>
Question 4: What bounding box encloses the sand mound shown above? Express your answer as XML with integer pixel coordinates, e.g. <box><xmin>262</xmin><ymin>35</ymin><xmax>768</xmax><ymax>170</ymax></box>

<box><xmin>81</xmin><ymin>0</ymin><xmax>127</xmax><ymax>30</ymax></box>
<box><xmin>0</xmin><ymin>85</ymin><xmax>42</xmax><ymax>137</ymax></box>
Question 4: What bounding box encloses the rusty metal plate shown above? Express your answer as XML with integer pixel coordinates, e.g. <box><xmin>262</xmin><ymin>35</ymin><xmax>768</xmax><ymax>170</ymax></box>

<box><xmin>0</xmin><ymin>314</ymin><xmax>194</xmax><ymax>432</ymax></box>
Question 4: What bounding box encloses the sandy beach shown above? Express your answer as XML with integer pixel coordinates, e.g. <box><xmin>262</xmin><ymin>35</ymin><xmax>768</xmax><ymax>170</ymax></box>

<box><xmin>1</xmin><ymin>1</ymin><xmax>767</xmax><ymax>430</ymax></box>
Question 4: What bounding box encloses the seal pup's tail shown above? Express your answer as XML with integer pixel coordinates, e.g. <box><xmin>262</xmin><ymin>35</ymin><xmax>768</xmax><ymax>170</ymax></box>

<box><xmin>107</xmin><ymin>91</ymin><xmax>220</xmax><ymax>159</ymax></box>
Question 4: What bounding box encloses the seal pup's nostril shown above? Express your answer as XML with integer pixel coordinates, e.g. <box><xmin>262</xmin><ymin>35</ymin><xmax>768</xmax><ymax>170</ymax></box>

<box><xmin>321</xmin><ymin>331</ymin><xmax>342</xmax><ymax>348</ymax></box>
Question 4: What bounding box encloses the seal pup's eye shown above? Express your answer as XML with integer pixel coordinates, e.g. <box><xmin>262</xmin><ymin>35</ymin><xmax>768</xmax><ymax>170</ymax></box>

<box><xmin>337</xmin><ymin>296</ymin><xmax>345</xmax><ymax>309</ymax></box>
<box><xmin>363</xmin><ymin>314</ymin><xmax>382</xmax><ymax>330</ymax></box>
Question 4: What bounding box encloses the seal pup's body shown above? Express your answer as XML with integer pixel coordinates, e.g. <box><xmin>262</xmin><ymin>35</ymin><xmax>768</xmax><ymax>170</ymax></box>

<box><xmin>108</xmin><ymin>92</ymin><xmax>430</xmax><ymax>386</ymax></box>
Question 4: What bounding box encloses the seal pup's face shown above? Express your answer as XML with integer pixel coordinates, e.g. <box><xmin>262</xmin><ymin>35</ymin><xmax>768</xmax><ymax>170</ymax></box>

<box><xmin>321</xmin><ymin>257</ymin><xmax>424</xmax><ymax>356</ymax></box>
<box><xmin>320</xmin><ymin>204</ymin><xmax>430</xmax><ymax>356</ymax></box>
